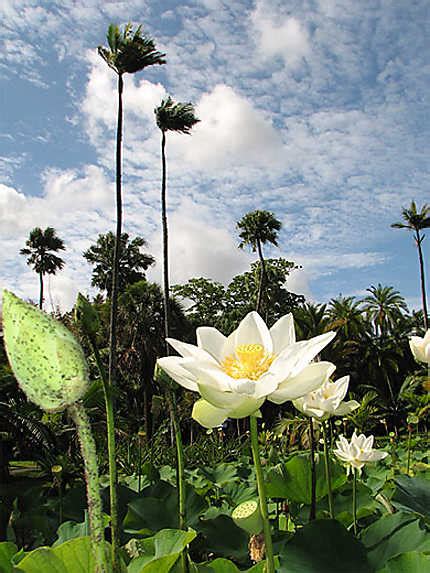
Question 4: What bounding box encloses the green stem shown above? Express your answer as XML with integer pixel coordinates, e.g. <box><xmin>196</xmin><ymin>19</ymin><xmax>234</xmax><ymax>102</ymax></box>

<box><xmin>352</xmin><ymin>469</ymin><xmax>357</xmax><ymax>536</ymax></box>
<box><xmin>309</xmin><ymin>418</ymin><xmax>317</xmax><ymax>521</ymax></box>
<box><xmin>250</xmin><ymin>415</ymin><xmax>275</xmax><ymax>573</ymax></box>
<box><xmin>406</xmin><ymin>426</ymin><xmax>412</xmax><ymax>475</ymax></box>
<box><xmin>90</xmin><ymin>336</ymin><xmax>119</xmax><ymax>570</ymax></box>
<box><xmin>68</xmin><ymin>402</ymin><xmax>108</xmax><ymax>573</ymax></box>
<box><xmin>322</xmin><ymin>422</ymin><xmax>334</xmax><ymax>519</ymax></box>
<box><xmin>168</xmin><ymin>391</ymin><xmax>187</xmax><ymax>572</ymax></box>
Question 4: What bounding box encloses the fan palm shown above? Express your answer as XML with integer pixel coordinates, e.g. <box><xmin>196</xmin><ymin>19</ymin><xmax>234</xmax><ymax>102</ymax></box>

<box><xmin>98</xmin><ymin>24</ymin><xmax>164</xmax><ymax>571</ymax></box>
<box><xmin>237</xmin><ymin>210</ymin><xmax>282</xmax><ymax>314</ymax></box>
<box><xmin>361</xmin><ymin>284</ymin><xmax>408</xmax><ymax>337</ymax></box>
<box><xmin>154</xmin><ymin>96</ymin><xmax>199</xmax><ymax>347</ymax></box>
<box><xmin>391</xmin><ymin>201</ymin><xmax>430</xmax><ymax>329</ymax></box>
<box><xmin>20</xmin><ymin>227</ymin><xmax>65</xmax><ymax>309</ymax></box>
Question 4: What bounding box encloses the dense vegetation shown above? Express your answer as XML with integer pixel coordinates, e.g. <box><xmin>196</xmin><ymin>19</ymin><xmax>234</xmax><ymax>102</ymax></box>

<box><xmin>1</xmin><ymin>21</ymin><xmax>429</xmax><ymax>573</ymax></box>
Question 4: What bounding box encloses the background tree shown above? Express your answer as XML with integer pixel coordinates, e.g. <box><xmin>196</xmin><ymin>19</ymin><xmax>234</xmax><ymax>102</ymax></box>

<box><xmin>83</xmin><ymin>232</ymin><xmax>154</xmax><ymax>297</ymax></box>
<box><xmin>154</xmin><ymin>96</ymin><xmax>199</xmax><ymax>347</ymax></box>
<box><xmin>20</xmin><ymin>227</ymin><xmax>65</xmax><ymax>309</ymax></box>
<box><xmin>392</xmin><ymin>201</ymin><xmax>430</xmax><ymax>328</ymax></box>
<box><xmin>237</xmin><ymin>210</ymin><xmax>282</xmax><ymax>314</ymax></box>
<box><xmin>361</xmin><ymin>284</ymin><xmax>408</xmax><ymax>337</ymax></box>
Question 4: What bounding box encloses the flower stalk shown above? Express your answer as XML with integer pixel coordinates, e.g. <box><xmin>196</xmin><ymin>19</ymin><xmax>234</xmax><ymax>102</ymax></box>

<box><xmin>352</xmin><ymin>468</ymin><xmax>358</xmax><ymax>535</ymax></box>
<box><xmin>322</xmin><ymin>422</ymin><xmax>334</xmax><ymax>519</ymax></box>
<box><xmin>309</xmin><ymin>418</ymin><xmax>317</xmax><ymax>521</ymax></box>
<box><xmin>250</xmin><ymin>415</ymin><xmax>275</xmax><ymax>573</ymax></box>
<box><xmin>68</xmin><ymin>402</ymin><xmax>108</xmax><ymax>573</ymax></box>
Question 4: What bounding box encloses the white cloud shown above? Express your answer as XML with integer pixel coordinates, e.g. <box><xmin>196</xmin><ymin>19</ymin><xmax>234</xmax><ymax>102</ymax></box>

<box><xmin>147</xmin><ymin>196</ymin><xmax>254</xmax><ymax>286</ymax></box>
<box><xmin>250</xmin><ymin>1</ymin><xmax>310</xmax><ymax>66</ymax></box>
<box><xmin>169</xmin><ymin>84</ymin><xmax>284</xmax><ymax>170</ymax></box>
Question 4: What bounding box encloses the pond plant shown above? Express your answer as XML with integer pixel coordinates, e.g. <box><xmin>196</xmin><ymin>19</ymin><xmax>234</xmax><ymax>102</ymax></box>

<box><xmin>1</xmin><ymin>18</ymin><xmax>430</xmax><ymax>573</ymax></box>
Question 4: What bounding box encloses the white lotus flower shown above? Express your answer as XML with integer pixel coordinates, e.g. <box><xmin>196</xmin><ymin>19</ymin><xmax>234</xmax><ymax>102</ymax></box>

<box><xmin>409</xmin><ymin>329</ymin><xmax>430</xmax><ymax>364</ymax></box>
<box><xmin>157</xmin><ymin>311</ymin><xmax>336</xmax><ymax>428</ymax></box>
<box><xmin>293</xmin><ymin>371</ymin><xmax>360</xmax><ymax>420</ymax></box>
<box><xmin>334</xmin><ymin>432</ymin><xmax>388</xmax><ymax>475</ymax></box>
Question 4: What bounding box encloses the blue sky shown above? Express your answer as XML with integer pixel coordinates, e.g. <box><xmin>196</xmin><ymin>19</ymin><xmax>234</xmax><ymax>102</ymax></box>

<box><xmin>0</xmin><ymin>0</ymin><xmax>429</xmax><ymax>312</ymax></box>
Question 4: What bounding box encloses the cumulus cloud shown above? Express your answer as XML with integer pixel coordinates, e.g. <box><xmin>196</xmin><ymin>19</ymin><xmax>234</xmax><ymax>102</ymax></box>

<box><xmin>250</xmin><ymin>1</ymin><xmax>310</xmax><ymax>66</ymax></box>
<box><xmin>169</xmin><ymin>84</ymin><xmax>284</xmax><ymax>170</ymax></box>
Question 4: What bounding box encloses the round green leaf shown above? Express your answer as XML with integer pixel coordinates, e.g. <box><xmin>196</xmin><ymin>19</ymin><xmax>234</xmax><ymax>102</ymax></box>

<box><xmin>278</xmin><ymin>519</ymin><xmax>372</xmax><ymax>573</ymax></box>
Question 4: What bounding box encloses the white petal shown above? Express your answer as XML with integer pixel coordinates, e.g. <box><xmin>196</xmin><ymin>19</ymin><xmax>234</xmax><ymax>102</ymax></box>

<box><xmin>269</xmin><ymin>313</ymin><xmax>296</xmax><ymax>354</ymax></box>
<box><xmin>333</xmin><ymin>400</ymin><xmax>360</xmax><ymax>416</ymax></box>
<box><xmin>268</xmin><ymin>361</ymin><xmax>335</xmax><ymax>404</ymax></box>
<box><xmin>196</xmin><ymin>327</ymin><xmax>226</xmax><ymax>362</ymax></box>
<box><xmin>192</xmin><ymin>399</ymin><xmax>229</xmax><ymax>428</ymax></box>
<box><xmin>220</xmin><ymin>330</ymin><xmax>237</xmax><ymax>361</ymax></box>
<box><xmin>409</xmin><ymin>337</ymin><xmax>428</xmax><ymax>363</ymax></box>
<box><xmin>332</xmin><ymin>376</ymin><xmax>350</xmax><ymax>402</ymax></box>
<box><xmin>228</xmin><ymin>378</ymin><xmax>257</xmax><ymax>396</ymax></box>
<box><xmin>157</xmin><ymin>357</ymin><xmax>198</xmax><ymax>391</ymax></box>
<box><xmin>234</xmin><ymin>311</ymin><xmax>273</xmax><ymax>354</ymax></box>
<box><xmin>167</xmin><ymin>338</ymin><xmax>217</xmax><ymax>364</ymax></box>
<box><xmin>181</xmin><ymin>362</ymin><xmax>232</xmax><ymax>391</ymax></box>
<box><xmin>197</xmin><ymin>382</ymin><xmax>246</xmax><ymax>409</ymax></box>
<box><xmin>253</xmin><ymin>370</ymin><xmax>283</xmax><ymax>398</ymax></box>
<box><xmin>271</xmin><ymin>332</ymin><xmax>336</xmax><ymax>379</ymax></box>
<box><xmin>228</xmin><ymin>396</ymin><xmax>265</xmax><ymax>418</ymax></box>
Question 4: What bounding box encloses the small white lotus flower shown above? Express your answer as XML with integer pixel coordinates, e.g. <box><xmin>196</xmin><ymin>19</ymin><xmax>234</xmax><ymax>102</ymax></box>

<box><xmin>293</xmin><ymin>370</ymin><xmax>360</xmax><ymax>420</ymax></box>
<box><xmin>157</xmin><ymin>311</ymin><xmax>336</xmax><ymax>428</ymax></box>
<box><xmin>334</xmin><ymin>432</ymin><xmax>388</xmax><ymax>475</ymax></box>
<box><xmin>409</xmin><ymin>329</ymin><xmax>430</xmax><ymax>364</ymax></box>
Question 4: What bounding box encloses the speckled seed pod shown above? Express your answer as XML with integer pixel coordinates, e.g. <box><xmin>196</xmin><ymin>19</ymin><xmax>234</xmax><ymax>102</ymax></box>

<box><xmin>2</xmin><ymin>290</ymin><xmax>90</xmax><ymax>412</ymax></box>
<box><xmin>232</xmin><ymin>499</ymin><xmax>263</xmax><ymax>535</ymax></box>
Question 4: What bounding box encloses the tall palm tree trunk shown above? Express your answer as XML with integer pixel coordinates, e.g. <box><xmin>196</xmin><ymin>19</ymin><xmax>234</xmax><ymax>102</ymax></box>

<box><xmin>161</xmin><ymin>130</ymin><xmax>170</xmax><ymax>350</ymax></box>
<box><xmin>256</xmin><ymin>238</ymin><xmax>266</xmax><ymax>314</ymax></box>
<box><xmin>106</xmin><ymin>72</ymin><xmax>123</xmax><ymax>573</ymax></box>
<box><xmin>160</xmin><ymin>130</ymin><xmax>187</xmax><ymax>543</ymax></box>
<box><xmin>39</xmin><ymin>272</ymin><xmax>44</xmax><ymax>310</ymax></box>
<box><xmin>416</xmin><ymin>231</ymin><xmax>429</xmax><ymax>329</ymax></box>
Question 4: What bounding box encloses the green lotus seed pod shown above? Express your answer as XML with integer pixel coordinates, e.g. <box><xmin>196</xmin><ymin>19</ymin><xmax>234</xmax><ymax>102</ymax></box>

<box><xmin>232</xmin><ymin>499</ymin><xmax>263</xmax><ymax>535</ymax></box>
<box><xmin>2</xmin><ymin>290</ymin><xmax>90</xmax><ymax>412</ymax></box>
<box><xmin>74</xmin><ymin>293</ymin><xmax>100</xmax><ymax>338</ymax></box>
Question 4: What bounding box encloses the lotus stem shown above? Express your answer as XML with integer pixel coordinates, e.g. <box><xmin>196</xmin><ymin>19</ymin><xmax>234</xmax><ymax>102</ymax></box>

<box><xmin>89</xmin><ymin>336</ymin><xmax>119</xmax><ymax>570</ymax></box>
<box><xmin>406</xmin><ymin>424</ymin><xmax>412</xmax><ymax>475</ymax></box>
<box><xmin>309</xmin><ymin>418</ymin><xmax>317</xmax><ymax>521</ymax></box>
<box><xmin>322</xmin><ymin>422</ymin><xmax>334</xmax><ymax>519</ymax></box>
<box><xmin>250</xmin><ymin>415</ymin><xmax>275</xmax><ymax>573</ymax></box>
<box><xmin>167</xmin><ymin>390</ymin><xmax>187</xmax><ymax>572</ymax></box>
<box><xmin>352</xmin><ymin>468</ymin><xmax>357</xmax><ymax>536</ymax></box>
<box><xmin>68</xmin><ymin>402</ymin><xmax>108</xmax><ymax>573</ymax></box>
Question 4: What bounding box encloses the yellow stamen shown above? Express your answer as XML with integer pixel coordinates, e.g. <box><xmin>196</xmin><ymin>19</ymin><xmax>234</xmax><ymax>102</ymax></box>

<box><xmin>222</xmin><ymin>343</ymin><xmax>275</xmax><ymax>380</ymax></box>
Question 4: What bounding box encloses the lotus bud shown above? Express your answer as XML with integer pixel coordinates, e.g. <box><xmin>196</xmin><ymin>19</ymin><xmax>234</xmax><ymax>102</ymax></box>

<box><xmin>74</xmin><ymin>293</ymin><xmax>100</xmax><ymax>338</ymax></box>
<box><xmin>2</xmin><ymin>290</ymin><xmax>90</xmax><ymax>412</ymax></box>
<box><xmin>232</xmin><ymin>499</ymin><xmax>263</xmax><ymax>535</ymax></box>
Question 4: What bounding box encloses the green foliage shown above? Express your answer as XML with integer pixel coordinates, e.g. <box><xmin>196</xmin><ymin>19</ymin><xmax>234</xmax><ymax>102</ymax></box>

<box><xmin>237</xmin><ymin>210</ymin><xmax>281</xmax><ymax>253</ymax></box>
<box><xmin>155</xmin><ymin>96</ymin><xmax>200</xmax><ymax>133</ymax></box>
<box><xmin>0</xmin><ymin>541</ymin><xmax>17</xmax><ymax>573</ymax></box>
<box><xmin>98</xmin><ymin>23</ymin><xmax>165</xmax><ymax>75</ymax></box>
<box><xmin>377</xmin><ymin>551</ymin><xmax>430</xmax><ymax>573</ymax></box>
<box><xmin>361</xmin><ymin>512</ymin><xmax>430</xmax><ymax>569</ymax></box>
<box><xmin>278</xmin><ymin>520</ymin><xmax>372</xmax><ymax>572</ymax></box>
<box><xmin>127</xmin><ymin>529</ymin><xmax>196</xmax><ymax>573</ymax></box>
<box><xmin>20</xmin><ymin>227</ymin><xmax>65</xmax><ymax>277</ymax></box>
<box><xmin>265</xmin><ymin>453</ymin><xmax>346</xmax><ymax>503</ymax></box>
<box><xmin>391</xmin><ymin>475</ymin><xmax>430</xmax><ymax>519</ymax></box>
<box><xmin>83</xmin><ymin>232</ymin><xmax>154</xmax><ymax>297</ymax></box>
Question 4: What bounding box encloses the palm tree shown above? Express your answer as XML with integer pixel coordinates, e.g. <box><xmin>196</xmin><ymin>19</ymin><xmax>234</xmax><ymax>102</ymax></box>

<box><xmin>391</xmin><ymin>201</ymin><xmax>430</xmax><ymax>329</ymax></box>
<box><xmin>98</xmin><ymin>25</ymin><xmax>164</xmax><ymax>571</ymax></box>
<box><xmin>154</xmin><ymin>97</ymin><xmax>198</xmax><ymax>547</ymax></box>
<box><xmin>326</xmin><ymin>295</ymin><xmax>364</xmax><ymax>339</ymax></box>
<box><xmin>20</xmin><ymin>227</ymin><xmax>65</xmax><ymax>309</ymax></box>
<box><xmin>83</xmin><ymin>232</ymin><xmax>154</xmax><ymax>297</ymax></box>
<box><xmin>237</xmin><ymin>210</ymin><xmax>282</xmax><ymax>314</ymax></box>
<box><xmin>361</xmin><ymin>284</ymin><xmax>408</xmax><ymax>337</ymax></box>
<box><xmin>154</xmin><ymin>96</ymin><xmax>199</xmax><ymax>347</ymax></box>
